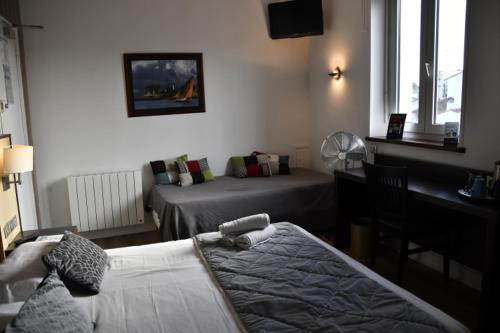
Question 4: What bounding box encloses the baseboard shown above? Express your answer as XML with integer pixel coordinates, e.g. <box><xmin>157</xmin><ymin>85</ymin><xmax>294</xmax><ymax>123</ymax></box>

<box><xmin>78</xmin><ymin>211</ymin><xmax>158</xmax><ymax>240</ymax></box>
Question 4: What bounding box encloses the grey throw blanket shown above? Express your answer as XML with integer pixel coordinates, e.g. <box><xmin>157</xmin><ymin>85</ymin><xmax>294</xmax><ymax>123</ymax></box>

<box><xmin>148</xmin><ymin>168</ymin><xmax>336</xmax><ymax>240</ymax></box>
<box><xmin>195</xmin><ymin>223</ymin><xmax>449</xmax><ymax>333</ymax></box>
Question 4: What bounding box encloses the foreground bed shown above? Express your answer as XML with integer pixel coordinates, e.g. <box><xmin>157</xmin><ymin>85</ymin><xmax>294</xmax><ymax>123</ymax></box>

<box><xmin>148</xmin><ymin>168</ymin><xmax>336</xmax><ymax>241</ymax></box>
<box><xmin>0</xmin><ymin>223</ymin><xmax>468</xmax><ymax>333</ymax></box>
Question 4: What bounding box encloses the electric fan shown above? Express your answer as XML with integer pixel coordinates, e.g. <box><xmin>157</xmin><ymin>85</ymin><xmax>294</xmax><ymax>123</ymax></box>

<box><xmin>320</xmin><ymin>131</ymin><xmax>367</xmax><ymax>173</ymax></box>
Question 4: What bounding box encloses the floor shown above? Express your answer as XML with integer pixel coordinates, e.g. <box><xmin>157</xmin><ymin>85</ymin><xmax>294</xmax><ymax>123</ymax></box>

<box><xmin>91</xmin><ymin>230</ymin><xmax>480</xmax><ymax>332</ymax></box>
<box><xmin>91</xmin><ymin>230</ymin><xmax>161</xmax><ymax>249</ymax></box>
<box><xmin>359</xmin><ymin>246</ymin><xmax>480</xmax><ymax>332</ymax></box>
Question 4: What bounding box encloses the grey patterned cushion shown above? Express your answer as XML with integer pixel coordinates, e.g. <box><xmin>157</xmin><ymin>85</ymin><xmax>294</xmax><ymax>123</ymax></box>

<box><xmin>233</xmin><ymin>166</ymin><xmax>247</xmax><ymax>178</ymax></box>
<box><xmin>43</xmin><ymin>231</ymin><xmax>107</xmax><ymax>294</ymax></box>
<box><xmin>4</xmin><ymin>270</ymin><xmax>93</xmax><ymax>333</ymax></box>
<box><xmin>198</xmin><ymin>157</ymin><xmax>210</xmax><ymax>171</ymax></box>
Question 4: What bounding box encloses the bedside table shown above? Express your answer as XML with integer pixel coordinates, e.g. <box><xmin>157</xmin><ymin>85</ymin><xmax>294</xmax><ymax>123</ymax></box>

<box><xmin>21</xmin><ymin>226</ymin><xmax>79</xmax><ymax>240</ymax></box>
<box><xmin>5</xmin><ymin>226</ymin><xmax>78</xmax><ymax>256</ymax></box>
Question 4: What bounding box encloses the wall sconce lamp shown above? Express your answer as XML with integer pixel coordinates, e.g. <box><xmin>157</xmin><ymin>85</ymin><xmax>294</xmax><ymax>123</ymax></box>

<box><xmin>2</xmin><ymin>145</ymin><xmax>33</xmax><ymax>191</ymax></box>
<box><xmin>328</xmin><ymin>67</ymin><xmax>343</xmax><ymax>80</ymax></box>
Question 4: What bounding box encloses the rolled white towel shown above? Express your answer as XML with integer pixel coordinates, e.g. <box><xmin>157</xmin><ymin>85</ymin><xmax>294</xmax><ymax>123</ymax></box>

<box><xmin>219</xmin><ymin>213</ymin><xmax>270</xmax><ymax>236</ymax></box>
<box><xmin>220</xmin><ymin>234</ymin><xmax>237</xmax><ymax>247</ymax></box>
<box><xmin>235</xmin><ymin>225</ymin><xmax>276</xmax><ymax>250</ymax></box>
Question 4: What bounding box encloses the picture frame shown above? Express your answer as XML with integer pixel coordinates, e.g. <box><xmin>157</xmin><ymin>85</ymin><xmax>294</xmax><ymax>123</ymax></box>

<box><xmin>123</xmin><ymin>53</ymin><xmax>205</xmax><ymax>117</ymax></box>
<box><xmin>386</xmin><ymin>113</ymin><xmax>407</xmax><ymax>139</ymax></box>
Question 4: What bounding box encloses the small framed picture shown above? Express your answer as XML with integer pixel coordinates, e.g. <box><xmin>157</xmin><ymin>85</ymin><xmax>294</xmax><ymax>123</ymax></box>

<box><xmin>444</xmin><ymin>122</ymin><xmax>459</xmax><ymax>145</ymax></box>
<box><xmin>123</xmin><ymin>53</ymin><xmax>205</xmax><ymax>117</ymax></box>
<box><xmin>386</xmin><ymin>113</ymin><xmax>407</xmax><ymax>139</ymax></box>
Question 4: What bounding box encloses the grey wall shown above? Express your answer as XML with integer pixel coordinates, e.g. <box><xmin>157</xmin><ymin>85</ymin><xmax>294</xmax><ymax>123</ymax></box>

<box><xmin>309</xmin><ymin>0</ymin><xmax>371</xmax><ymax>171</ymax></box>
<box><xmin>20</xmin><ymin>0</ymin><xmax>500</xmax><ymax>230</ymax></box>
<box><xmin>310</xmin><ymin>0</ymin><xmax>500</xmax><ymax>173</ymax></box>
<box><xmin>0</xmin><ymin>14</ymin><xmax>38</xmax><ymax>231</ymax></box>
<box><xmin>307</xmin><ymin>0</ymin><xmax>499</xmax><ymax>290</ymax></box>
<box><xmin>372</xmin><ymin>0</ymin><xmax>500</xmax><ymax>171</ymax></box>
<box><xmin>20</xmin><ymin>0</ymin><xmax>312</xmax><ymax>228</ymax></box>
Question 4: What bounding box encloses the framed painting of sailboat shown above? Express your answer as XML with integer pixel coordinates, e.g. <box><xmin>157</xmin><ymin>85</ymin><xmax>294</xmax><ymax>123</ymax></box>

<box><xmin>123</xmin><ymin>53</ymin><xmax>205</xmax><ymax>117</ymax></box>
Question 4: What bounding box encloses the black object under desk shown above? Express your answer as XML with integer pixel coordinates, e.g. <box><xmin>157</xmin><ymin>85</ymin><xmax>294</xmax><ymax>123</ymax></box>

<box><xmin>334</xmin><ymin>154</ymin><xmax>499</xmax><ymax>333</ymax></box>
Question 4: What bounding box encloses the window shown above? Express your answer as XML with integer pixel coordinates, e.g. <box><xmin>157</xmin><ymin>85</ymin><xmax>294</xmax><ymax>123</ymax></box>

<box><xmin>387</xmin><ymin>0</ymin><xmax>468</xmax><ymax>136</ymax></box>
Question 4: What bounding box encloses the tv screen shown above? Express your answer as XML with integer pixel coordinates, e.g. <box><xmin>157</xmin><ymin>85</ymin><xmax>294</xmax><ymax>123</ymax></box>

<box><xmin>268</xmin><ymin>0</ymin><xmax>323</xmax><ymax>39</ymax></box>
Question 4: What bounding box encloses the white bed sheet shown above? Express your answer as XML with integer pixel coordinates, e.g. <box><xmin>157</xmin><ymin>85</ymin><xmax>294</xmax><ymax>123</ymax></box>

<box><xmin>0</xmin><ymin>241</ymin><xmax>57</xmax><ymax>304</ymax></box>
<box><xmin>0</xmin><ymin>226</ymin><xmax>469</xmax><ymax>333</ymax></box>
<box><xmin>75</xmin><ymin>238</ymin><xmax>240</xmax><ymax>333</ymax></box>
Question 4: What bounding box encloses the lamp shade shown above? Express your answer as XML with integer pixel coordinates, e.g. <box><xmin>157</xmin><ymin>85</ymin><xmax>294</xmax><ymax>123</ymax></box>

<box><xmin>3</xmin><ymin>145</ymin><xmax>33</xmax><ymax>174</ymax></box>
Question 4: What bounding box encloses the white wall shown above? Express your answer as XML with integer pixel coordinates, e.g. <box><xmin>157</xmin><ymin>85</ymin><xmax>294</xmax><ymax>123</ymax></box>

<box><xmin>310</xmin><ymin>0</ymin><xmax>500</xmax><ymax>173</ymax></box>
<box><xmin>0</xmin><ymin>18</ymin><xmax>38</xmax><ymax>231</ymax></box>
<box><xmin>20</xmin><ymin>0</ymin><xmax>312</xmax><ymax>228</ymax></box>
<box><xmin>21</xmin><ymin>0</ymin><xmax>500</xmax><ymax>229</ymax></box>
<box><xmin>370</xmin><ymin>0</ymin><xmax>500</xmax><ymax>171</ymax></box>
<box><xmin>309</xmin><ymin>0</ymin><xmax>371</xmax><ymax>172</ymax></box>
<box><xmin>308</xmin><ymin>0</ymin><xmax>500</xmax><ymax>290</ymax></box>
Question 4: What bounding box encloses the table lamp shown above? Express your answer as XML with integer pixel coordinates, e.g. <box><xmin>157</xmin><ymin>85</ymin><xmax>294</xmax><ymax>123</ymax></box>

<box><xmin>2</xmin><ymin>145</ymin><xmax>33</xmax><ymax>190</ymax></box>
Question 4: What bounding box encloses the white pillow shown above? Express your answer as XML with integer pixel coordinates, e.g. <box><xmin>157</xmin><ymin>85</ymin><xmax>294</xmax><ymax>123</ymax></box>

<box><xmin>256</xmin><ymin>154</ymin><xmax>270</xmax><ymax>164</ymax></box>
<box><xmin>267</xmin><ymin>154</ymin><xmax>280</xmax><ymax>163</ymax></box>
<box><xmin>0</xmin><ymin>241</ymin><xmax>58</xmax><ymax>303</ymax></box>
<box><xmin>0</xmin><ymin>302</ymin><xmax>23</xmax><ymax>332</ymax></box>
<box><xmin>179</xmin><ymin>173</ymin><xmax>193</xmax><ymax>187</ymax></box>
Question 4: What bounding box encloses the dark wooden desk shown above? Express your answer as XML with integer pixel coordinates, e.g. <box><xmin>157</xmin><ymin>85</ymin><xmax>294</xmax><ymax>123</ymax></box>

<box><xmin>335</xmin><ymin>167</ymin><xmax>499</xmax><ymax>333</ymax></box>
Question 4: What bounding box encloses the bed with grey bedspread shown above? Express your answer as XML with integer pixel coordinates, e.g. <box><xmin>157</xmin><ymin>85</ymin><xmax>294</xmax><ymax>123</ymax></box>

<box><xmin>148</xmin><ymin>168</ymin><xmax>335</xmax><ymax>241</ymax></box>
<box><xmin>196</xmin><ymin>222</ymin><xmax>450</xmax><ymax>333</ymax></box>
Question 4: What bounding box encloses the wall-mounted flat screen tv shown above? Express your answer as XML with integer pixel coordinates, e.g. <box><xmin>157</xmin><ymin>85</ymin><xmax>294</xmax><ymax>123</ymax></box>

<box><xmin>268</xmin><ymin>0</ymin><xmax>323</xmax><ymax>39</ymax></box>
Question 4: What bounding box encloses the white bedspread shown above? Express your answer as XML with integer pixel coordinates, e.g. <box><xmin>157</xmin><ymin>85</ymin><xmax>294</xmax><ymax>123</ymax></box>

<box><xmin>0</xmin><ymin>241</ymin><xmax>56</xmax><ymax>303</ymax></box>
<box><xmin>0</xmin><ymin>226</ymin><xmax>469</xmax><ymax>333</ymax></box>
<box><xmin>76</xmin><ymin>238</ymin><xmax>240</xmax><ymax>333</ymax></box>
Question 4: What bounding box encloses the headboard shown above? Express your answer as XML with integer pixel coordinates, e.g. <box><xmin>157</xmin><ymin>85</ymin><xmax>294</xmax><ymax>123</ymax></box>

<box><xmin>0</xmin><ymin>134</ymin><xmax>22</xmax><ymax>262</ymax></box>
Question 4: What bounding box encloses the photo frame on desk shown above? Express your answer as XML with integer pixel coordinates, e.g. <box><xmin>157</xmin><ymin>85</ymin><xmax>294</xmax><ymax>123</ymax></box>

<box><xmin>386</xmin><ymin>113</ymin><xmax>407</xmax><ymax>139</ymax></box>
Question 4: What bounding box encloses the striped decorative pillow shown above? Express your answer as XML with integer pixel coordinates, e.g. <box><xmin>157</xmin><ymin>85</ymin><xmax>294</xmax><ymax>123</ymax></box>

<box><xmin>260</xmin><ymin>162</ymin><xmax>272</xmax><ymax>177</ymax></box>
<box><xmin>179</xmin><ymin>173</ymin><xmax>193</xmax><ymax>187</ymax></box>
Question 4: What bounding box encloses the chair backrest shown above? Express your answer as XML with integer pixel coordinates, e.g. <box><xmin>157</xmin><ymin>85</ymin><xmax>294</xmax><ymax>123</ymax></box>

<box><xmin>363</xmin><ymin>161</ymin><xmax>409</xmax><ymax>228</ymax></box>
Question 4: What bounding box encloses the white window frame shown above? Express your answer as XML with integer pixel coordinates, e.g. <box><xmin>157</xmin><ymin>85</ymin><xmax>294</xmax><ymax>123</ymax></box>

<box><xmin>386</xmin><ymin>0</ymin><xmax>470</xmax><ymax>138</ymax></box>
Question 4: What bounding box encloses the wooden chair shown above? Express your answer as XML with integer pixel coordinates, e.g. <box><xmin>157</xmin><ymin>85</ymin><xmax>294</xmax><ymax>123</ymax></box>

<box><xmin>362</xmin><ymin>161</ymin><xmax>451</xmax><ymax>285</ymax></box>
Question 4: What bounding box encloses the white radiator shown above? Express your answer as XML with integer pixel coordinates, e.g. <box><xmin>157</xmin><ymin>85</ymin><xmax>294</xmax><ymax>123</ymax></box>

<box><xmin>67</xmin><ymin>170</ymin><xmax>144</xmax><ymax>232</ymax></box>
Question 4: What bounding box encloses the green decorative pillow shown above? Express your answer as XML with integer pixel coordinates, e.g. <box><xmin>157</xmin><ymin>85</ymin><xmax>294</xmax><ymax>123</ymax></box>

<box><xmin>198</xmin><ymin>158</ymin><xmax>215</xmax><ymax>182</ymax></box>
<box><xmin>202</xmin><ymin>170</ymin><xmax>214</xmax><ymax>181</ymax></box>
<box><xmin>231</xmin><ymin>156</ymin><xmax>247</xmax><ymax>178</ymax></box>
<box><xmin>176</xmin><ymin>154</ymin><xmax>188</xmax><ymax>163</ymax></box>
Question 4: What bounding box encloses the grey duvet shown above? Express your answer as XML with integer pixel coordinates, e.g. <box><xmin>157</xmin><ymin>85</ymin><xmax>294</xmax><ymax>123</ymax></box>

<box><xmin>148</xmin><ymin>168</ymin><xmax>335</xmax><ymax>241</ymax></box>
<box><xmin>196</xmin><ymin>222</ymin><xmax>450</xmax><ymax>333</ymax></box>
